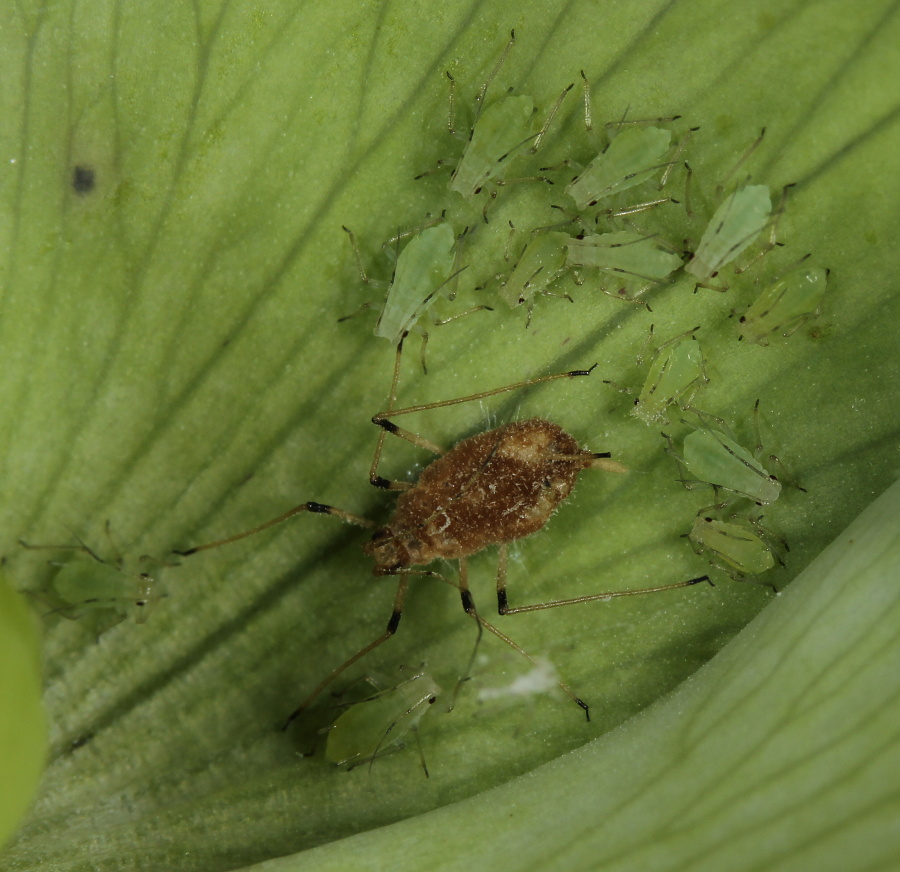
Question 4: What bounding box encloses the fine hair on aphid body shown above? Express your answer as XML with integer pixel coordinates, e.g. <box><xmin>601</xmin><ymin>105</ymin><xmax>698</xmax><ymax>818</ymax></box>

<box><xmin>176</xmin><ymin>335</ymin><xmax>711</xmax><ymax>727</ymax></box>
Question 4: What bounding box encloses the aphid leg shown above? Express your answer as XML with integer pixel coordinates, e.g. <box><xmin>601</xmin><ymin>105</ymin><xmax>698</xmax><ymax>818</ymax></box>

<box><xmin>658</xmin><ymin>127</ymin><xmax>698</xmax><ymax>191</ymax></box>
<box><xmin>282</xmin><ymin>575</ymin><xmax>411</xmax><ymax>730</ymax></box>
<box><xmin>751</xmin><ymin>398</ymin><xmax>807</xmax><ymax>493</ymax></box>
<box><xmin>19</xmin><ymin>534</ymin><xmax>105</xmax><ymax>563</ymax></box>
<box><xmin>494</xmin><ymin>500</ymin><xmax>710</xmax><ymax>616</ymax></box>
<box><xmin>174</xmin><ymin>503</ymin><xmax>376</xmax><ymax>556</ymax></box>
<box><xmin>715</xmin><ymin>127</ymin><xmax>766</xmax><ymax>197</ymax></box>
<box><xmin>600</xmin><ymin>284</ymin><xmax>652</xmax><ymax>310</ymax></box>
<box><xmin>446</xmin><ymin>555</ymin><xmax>485</xmax><ymax>712</ymax></box>
<box><xmin>682</xmin><ymin>160</ymin><xmax>695</xmax><ymax>218</ymax></box>
<box><xmin>733</xmin><ymin>183</ymin><xmax>793</xmax><ymax>275</ymax></box>
<box><xmin>373</xmin><ymin>363</ymin><xmax>600</xmax><ymax>424</ymax></box>
<box><xmin>474</xmin><ymin>582</ymin><xmax>593</xmax><ymax>719</ymax></box>
<box><xmin>528</xmin><ymin>82</ymin><xmax>574</xmax><ymax>154</ymax></box>
<box><xmin>604</xmin><ymin>113</ymin><xmax>682</xmax><ymax>131</ymax></box>
<box><xmin>474</xmin><ymin>29</ymin><xmax>516</xmax><ymax>120</ymax></box>
<box><xmin>367</xmin><ymin>694</ymin><xmax>437</xmax><ymax>778</ymax></box>
<box><xmin>662</xmin><ymin>431</ymin><xmax>695</xmax><ymax>490</ymax></box>
<box><xmin>604</xmin><ymin>197</ymin><xmax>673</xmax><ymax>220</ymax></box>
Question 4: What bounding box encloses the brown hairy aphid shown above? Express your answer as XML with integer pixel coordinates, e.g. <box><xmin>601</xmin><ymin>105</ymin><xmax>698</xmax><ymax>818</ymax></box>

<box><xmin>177</xmin><ymin>337</ymin><xmax>709</xmax><ymax>725</ymax></box>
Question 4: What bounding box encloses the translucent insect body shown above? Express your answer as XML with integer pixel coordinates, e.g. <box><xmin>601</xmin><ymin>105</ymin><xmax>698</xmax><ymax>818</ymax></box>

<box><xmin>688</xmin><ymin>514</ymin><xmax>783</xmax><ymax>581</ymax></box>
<box><xmin>566</xmin><ymin>231</ymin><xmax>683</xmax><ymax>284</ymax></box>
<box><xmin>678</xmin><ymin>426</ymin><xmax>781</xmax><ymax>505</ymax></box>
<box><xmin>19</xmin><ymin>531</ymin><xmax>167</xmax><ymax>625</ymax></box>
<box><xmin>739</xmin><ymin>264</ymin><xmax>828</xmax><ymax>345</ymax></box>
<box><xmin>325</xmin><ymin>670</ymin><xmax>441</xmax><ymax>773</ymax></box>
<box><xmin>566</xmin><ymin>125</ymin><xmax>673</xmax><ymax>210</ymax></box>
<box><xmin>686</xmin><ymin>184</ymin><xmax>772</xmax><ymax>281</ymax></box>
<box><xmin>374</xmin><ymin>222</ymin><xmax>457</xmax><ymax>343</ymax></box>
<box><xmin>450</xmin><ymin>93</ymin><xmax>537</xmax><ymax>198</ymax></box>
<box><xmin>499</xmin><ymin>230</ymin><xmax>570</xmax><ymax>309</ymax></box>
<box><xmin>628</xmin><ymin>329</ymin><xmax>708</xmax><ymax>425</ymax></box>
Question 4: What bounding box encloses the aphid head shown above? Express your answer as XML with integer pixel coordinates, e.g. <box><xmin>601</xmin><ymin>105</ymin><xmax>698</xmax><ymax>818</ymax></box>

<box><xmin>363</xmin><ymin>528</ymin><xmax>410</xmax><ymax>574</ymax></box>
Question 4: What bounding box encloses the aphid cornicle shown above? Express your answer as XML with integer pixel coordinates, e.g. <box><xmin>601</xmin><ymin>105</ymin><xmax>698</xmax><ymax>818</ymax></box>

<box><xmin>176</xmin><ymin>338</ymin><xmax>710</xmax><ymax>726</ymax></box>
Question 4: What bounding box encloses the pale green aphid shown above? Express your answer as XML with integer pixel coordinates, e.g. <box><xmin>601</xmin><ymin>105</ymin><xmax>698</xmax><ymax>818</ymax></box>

<box><xmin>676</xmin><ymin>426</ymin><xmax>781</xmax><ymax>504</ymax></box>
<box><xmin>325</xmin><ymin>671</ymin><xmax>441</xmax><ymax>774</ymax></box>
<box><xmin>629</xmin><ymin>329</ymin><xmax>707</xmax><ymax>425</ymax></box>
<box><xmin>686</xmin><ymin>184</ymin><xmax>772</xmax><ymax>280</ymax></box>
<box><xmin>450</xmin><ymin>93</ymin><xmax>538</xmax><ymax>198</ymax></box>
<box><xmin>499</xmin><ymin>230</ymin><xmax>571</xmax><ymax>309</ymax></box>
<box><xmin>687</xmin><ymin>514</ymin><xmax>779</xmax><ymax>579</ymax></box>
<box><xmin>20</xmin><ymin>534</ymin><xmax>166</xmax><ymax>624</ymax></box>
<box><xmin>739</xmin><ymin>264</ymin><xmax>828</xmax><ymax>345</ymax></box>
<box><xmin>375</xmin><ymin>222</ymin><xmax>457</xmax><ymax>343</ymax></box>
<box><xmin>565</xmin><ymin>125</ymin><xmax>673</xmax><ymax>210</ymax></box>
<box><xmin>566</xmin><ymin>231</ymin><xmax>683</xmax><ymax>283</ymax></box>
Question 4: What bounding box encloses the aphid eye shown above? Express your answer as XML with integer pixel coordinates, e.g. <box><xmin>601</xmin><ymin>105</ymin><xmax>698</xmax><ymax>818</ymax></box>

<box><xmin>542</xmin><ymin>478</ymin><xmax>553</xmax><ymax>488</ymax></box>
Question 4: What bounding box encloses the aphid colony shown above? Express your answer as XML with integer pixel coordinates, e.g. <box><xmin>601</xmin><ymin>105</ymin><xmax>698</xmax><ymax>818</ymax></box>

<box><xmin>19</xmin><ymin>32</ymin><xmax>825</xmax><ymax>773</ymax></box>
<box><xmin>343</xmin><ymin>32</ymin><xmax>826</xmax><ymax>344</ymax></box>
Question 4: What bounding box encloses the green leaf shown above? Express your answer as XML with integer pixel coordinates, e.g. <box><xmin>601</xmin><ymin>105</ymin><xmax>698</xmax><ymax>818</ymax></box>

<box><xmin>2</xmin><ymin>1</ymin><xmax>898</xmax><ymax>870</ymax></box>
<box><xmin>250</xmin><ymin>478</ymin><xmax>900</xmax><ymax>872</ymax></box>
<box><xmin>0</xmin><ymin>575</ymin><xmax>46</xmax><ymax>850</ymax></box>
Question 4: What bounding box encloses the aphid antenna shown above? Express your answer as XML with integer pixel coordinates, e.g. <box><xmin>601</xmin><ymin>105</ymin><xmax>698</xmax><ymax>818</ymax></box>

<box><xmin>528</xmin><ymin>82</ymin><xmax>574</xmax><ymax>154</ymax></box>
<box><xmin>605</xmin><ymin>113</ymin><xmax>682</xmax><ymax>131</ymax></box>
<box><xmin>380</xmin><ymin>210</ymin><xmax>447</xmax><ymax>251</ymax></box>
<box><xmin>473</xmin><ymin>29</ymin><xmax>516</xmax><ymax>120</ymax></box>
<box><xmin>342</xmin><ymin>225</ymin><xmax>387</xmax><ymax>289</ymax></box>
<box><xmin>715</xmin><ymin>127</ymin><xmax>766</xmax><ymax>197</ymax></box>
<box><xmin>658</xmin><ymin>126</ymin><xmax>699</xmax><ymax>190</ymax></box>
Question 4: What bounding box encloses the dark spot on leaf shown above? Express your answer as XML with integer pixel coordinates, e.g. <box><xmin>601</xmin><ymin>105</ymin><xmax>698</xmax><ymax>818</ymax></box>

<box><xmin>72</xmin><ymin>166</ymin><xmax>96</xmax><ymax>194</ymax></box>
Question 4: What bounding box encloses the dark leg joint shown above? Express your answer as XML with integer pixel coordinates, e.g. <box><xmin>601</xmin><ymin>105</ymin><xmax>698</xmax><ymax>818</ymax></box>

<box><xmin>694</xmin><ymin>575</ymin><xmax>714</xmax><ymax>587</ymax></box>
<box><xmin>306</xmin><ymin>501</ymin><xmax>333</xmax><ymax>514</ymax></box>
<box><xmin>386</xmin><ymin>610</ymin><xmax>402</xmax><ymax>635</ymax></box>
<box><xmin>569</xmin><ymin>363</ymin><xmax>598</xmax><ymax>377</ymax></box>
<box><xmin>370</xmin><ymin>475</ymin><xmax>392</xmax><ymax>490</ymax></box>
<box><xmin>497</xmin><ymin>589</ymin><xmax>509</xmax><ymax>615</ymax></box>
<box><xmin>461</xmin><ymin>589</ymin><xmax>476</xmax><ymax>615</ymax></box>
<box><xmin>577</xmin><ymin>697</ymin><xmax>591</xmax><ymax>721</ymax></box>
<box><xmin>375</xmin><ymin>419</ymin><xmax>399</xmax><ymax>434</ymax></box>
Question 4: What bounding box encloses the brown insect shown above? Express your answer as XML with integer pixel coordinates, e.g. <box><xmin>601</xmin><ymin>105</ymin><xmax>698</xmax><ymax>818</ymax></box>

<box><xmin>177</xmin><ymin>338</ymin><xmax>709</xmax><ymax>724</ymax></box>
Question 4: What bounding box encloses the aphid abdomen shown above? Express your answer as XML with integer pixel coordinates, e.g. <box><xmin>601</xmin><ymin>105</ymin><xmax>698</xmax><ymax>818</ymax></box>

<box><xmin>391</xmin><ymin>419</ymin><xmax>586</xmax><ymax>563</ymax></box>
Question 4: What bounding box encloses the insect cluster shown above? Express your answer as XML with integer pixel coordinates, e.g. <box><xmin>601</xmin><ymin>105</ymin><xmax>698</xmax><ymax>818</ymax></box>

<box><xmin>17</xmin><ymin>32</ymin><xmax>829</xmax><ymax>775</ymax></box>
<box><xmin>316</xmin><ymin>32</ymin><xmax>828</xmax><ymax>761</ymax></box>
